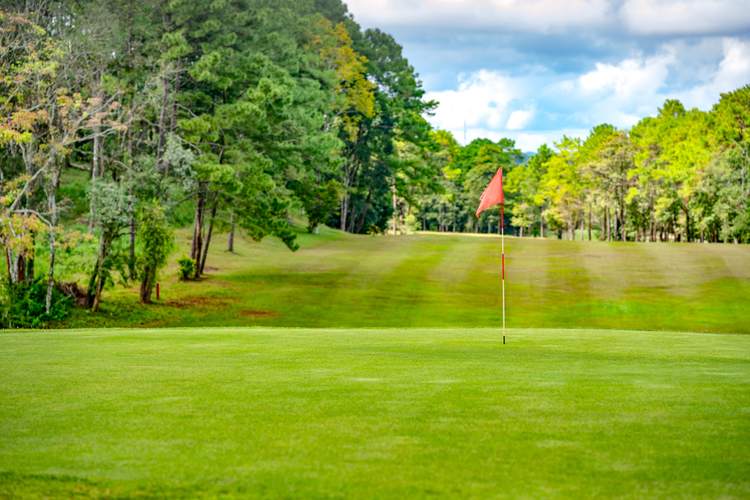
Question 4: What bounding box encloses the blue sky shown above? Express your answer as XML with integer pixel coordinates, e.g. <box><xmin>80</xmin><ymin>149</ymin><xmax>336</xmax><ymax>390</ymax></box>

<box><xmin>345</xmin><ymin>0</ymin><xmax>750</xmax><ymax>152</ymax></box>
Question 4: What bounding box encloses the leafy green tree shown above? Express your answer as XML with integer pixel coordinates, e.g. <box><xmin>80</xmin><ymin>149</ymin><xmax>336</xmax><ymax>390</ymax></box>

<box><xmin>137</xmin><ymin>203</ymin><xmax>174</xmax><ymax>304</ymax></box>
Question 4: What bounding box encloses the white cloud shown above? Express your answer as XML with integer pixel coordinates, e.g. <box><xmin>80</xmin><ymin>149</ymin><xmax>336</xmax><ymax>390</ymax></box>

<box><xmin>579</xmin><ymin>50</ymin><xmax>676</xmax><ymax>97</ymax></box>
<box><xmin>425</xmin><ymin>70</ymin><xmax>518</xmax><ymax>133</ymax></box>
<box><xmin>346</xmin><ymin>0</ymin><xmax>613</xmax><ymax>32</ymax></box>
<box><xmin>676</xmin><ymin>37</ymin><xmax>750</xmax><ymax>109</ymax></box>
<box><xmin>415</xmin><ymin>17</ymin><xmax>750</xmax><ymax>152</ymax></box>
<box><xmin>506</xmin><ymin>108</ymin><xmax>535</xmax><ymax>129</ymax></box>
<box><xmin>716</xmin><ymin>38</ymin><xmax>750</xmax><ymax>90</ymax></box>
<box><xmin>620</xmin><ymin>0</ymin><xmax>750</xmax><ymax>35</ymax></box>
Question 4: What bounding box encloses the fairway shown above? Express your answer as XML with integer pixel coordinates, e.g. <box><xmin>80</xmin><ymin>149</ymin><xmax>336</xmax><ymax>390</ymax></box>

<box><xmin>69</xmin><ymin>230</ymin><xmax>750</xmax><ymax>334</ymax></box>
<box><xmin>2</xmin><ymin>328</ymin><xmax>749</xmax><ymax>499</ymax></box>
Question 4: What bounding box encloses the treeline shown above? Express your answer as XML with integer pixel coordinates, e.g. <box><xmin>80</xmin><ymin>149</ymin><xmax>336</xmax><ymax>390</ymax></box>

<box><xmin>0</xmin><ymin>0</ymin><xmax>440</xmax><ymax>325</ymax></box>
<box><xmin>413</xmin><ymin>93</ymin><xmax>750</xmax><ymax>245</ymax></box>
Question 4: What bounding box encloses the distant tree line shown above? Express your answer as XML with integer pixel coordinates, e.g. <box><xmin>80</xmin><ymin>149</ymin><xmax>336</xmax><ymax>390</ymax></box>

<box><xmin>411</xmin><ymin>92</ymin><xmax>750</xmax><ymax>245</ymax></box>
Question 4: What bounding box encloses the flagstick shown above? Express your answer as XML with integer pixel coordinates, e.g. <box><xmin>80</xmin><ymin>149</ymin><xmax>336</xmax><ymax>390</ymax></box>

<box><xmin>501</xmin><ymin>200</ymin><xmax>505</xmax><ymax>345</ymax></box>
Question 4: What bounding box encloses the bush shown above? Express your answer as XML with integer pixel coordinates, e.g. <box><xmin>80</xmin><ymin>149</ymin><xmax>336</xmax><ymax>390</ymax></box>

<box><xmin>177</xmin><ymin>255</ymin><xmax>196</xmax><ymax>281</ymax></box>
<box><xmin>0</xmin><ymin>279</ymin><xmax>70</xmax><ymax>329</ymax></box>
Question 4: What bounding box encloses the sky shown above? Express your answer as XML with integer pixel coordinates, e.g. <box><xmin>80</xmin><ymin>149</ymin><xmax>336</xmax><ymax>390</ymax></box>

<box><xmin>344</xmin><ymin>0</ymin><xmax>750</xmax><ymax>152</ymax></box>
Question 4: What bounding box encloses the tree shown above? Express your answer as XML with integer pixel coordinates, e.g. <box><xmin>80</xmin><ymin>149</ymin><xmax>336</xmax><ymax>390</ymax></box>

<box><xmin>137</xmin><ymin>203</ymin><xmax>173</xmax><ymax>304</ymax></box>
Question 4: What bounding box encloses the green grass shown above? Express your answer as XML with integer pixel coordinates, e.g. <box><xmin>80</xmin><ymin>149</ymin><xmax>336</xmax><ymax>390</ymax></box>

<box><xmin>1</xmin><ymin>328</ymin><xmax>749</xmax><ymax>499</ymax></box>
<box><xmin>63</xmin><ymin>227</ymin><xmax>750</xmax><ymax>333</ymax></box>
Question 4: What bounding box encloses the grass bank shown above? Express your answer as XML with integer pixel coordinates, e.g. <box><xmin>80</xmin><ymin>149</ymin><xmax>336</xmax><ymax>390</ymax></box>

<box><xmin>64</xmin><ymin>226</ymin><xmax>750</xmax><ymax>333</ymax></box>
<box><xmin>1</xmin><ymin>328</ymin><xmax>749</xmax><ymax>499</ymax></box>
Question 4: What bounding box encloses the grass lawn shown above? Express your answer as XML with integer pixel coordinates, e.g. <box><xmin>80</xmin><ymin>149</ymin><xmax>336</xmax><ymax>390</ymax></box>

<box><xmin>64</xmin><ymin>227</ymin><xmax>750</xmax><ymax>333</ymax></box>
<box><xmin>1</xmin><ymin>327</ymin><xmax>749</xmax><ymax>499</ymax></box>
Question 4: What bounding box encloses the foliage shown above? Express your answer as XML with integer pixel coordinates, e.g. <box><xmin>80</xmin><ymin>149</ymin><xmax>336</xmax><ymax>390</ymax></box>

<box><xmin>0</xmin><ymin>278</ymin><xmax>69</xmax><ymax>328</ymax></box>
<box><xmin>136</xmin><ymin>204</ymin><xmax>174</xmax><ymax>304</ymax></box>
<box><xmin>177</xmin><ymin>255</ymin><xmax>196</xmax><ymax>281</ymax></box>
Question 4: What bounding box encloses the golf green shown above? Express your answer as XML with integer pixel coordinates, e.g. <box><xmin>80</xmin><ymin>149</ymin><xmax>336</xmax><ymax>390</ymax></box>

<box><xmin>1</xmin><ymin>328</ymin><xmax>749</xmax><ymax>499</ymax></box>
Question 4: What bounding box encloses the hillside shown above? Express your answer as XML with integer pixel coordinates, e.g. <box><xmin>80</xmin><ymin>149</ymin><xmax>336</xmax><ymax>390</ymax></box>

<box><xmin>63</xmin><ymin>227</ymin><xmax>750</xmax><ymax>333</ymax></box>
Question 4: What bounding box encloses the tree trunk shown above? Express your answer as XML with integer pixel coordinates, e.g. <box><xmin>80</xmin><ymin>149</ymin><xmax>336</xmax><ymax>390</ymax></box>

<box><xmin>540</xmin><ymin>211</ymin><xmax>544</xmax><ymax>238</ymax></box>
<box><xmin>17</xmin><ymin>255</ymin><xmax>25</xmax><ymax>284</ymax></box>
<box><xmin>199</xmin><ymin>199</ymin><xmax>218</xmax><ymax>275</ymax></box>
<box><xmin>45</xmin><ymin>232</ymin><xmax>55</xmax><ymax>313</ymax></box>
<box><xmin>164</xmin><ymin>58</ymin><xmax>181</xmax><ymax>177</ymax></box>
<box><xmin>127</xmin><ymin>133</ymin><xmax>136</xmax><ymax>279</ymax></box>
<box><xmin>139</xmin><ymin>265</ymin><xmax>154</xmax><ymax>304</ymax></box>
<box><xmin>45</xmin><ymin>168</ymin><xmax>60</xmax><ymax>314</ymax></box>
<box><xmin>4</xmin><ymin>248</ymin><xmax>11</xmax><ymax>284</ymax></box>
<box><xmin>355</xmin><ymin>209</ymin><xmax>367</xmax><ymax>234</ymax></box>
<box><xmin>605</xmin><ymin>206</ymin><xmax>610</xmax><ymax>242</ymax></box>
<box><xmin>392</xmin><ymin>187</ymin><xmax>398</xmax><ymax>235</ymax></box>
<box><xmin>88</xmin><ymin>130</ymin><xmax>100</xmax><ymax>235</ymax></box>
<box><xmin>347</xmin><ymin>203</ymin><xmax>357</xmax><ymax>233</ymax></box>
<box><xmin>129</xmin><ymin>214</ymin><xmax>136</xmax><ymax>279</ymax></box>
<box><xmin>156</xmin><ymin>66</ymin><xmax>170</xmax><ymax>173</ymax></box>
<box><xmin>91</xmin><ymin>233</ymin><xmax>112</xmax><ymax>312</ymax></box>
<box><xmin>228</xmin><ymin>210</ymin><xmax>235</xmax><ymax>253</ymax></box>
<box><xmin>25</xmin><ymin>251</ymin><xmax>33</xmax><ymax>285</ymax></box>
<box><xmin>580</xmin><ymin>215</ymin><xmax>584</xmax><ymax>241</ymax></box>
<box><xmin>340</xmin><ymin>194</ymin><xmax>349</xmax><ymax>232</ymax></box>
<box><xmin>190</xmin><ymin>189</ymin><xmax>206</xmax><ymax>262</ymax></box>
<box><xmin>588</xmin><ymin>203</ymin><xmax>592</xmax><ymax>240</ymax></box>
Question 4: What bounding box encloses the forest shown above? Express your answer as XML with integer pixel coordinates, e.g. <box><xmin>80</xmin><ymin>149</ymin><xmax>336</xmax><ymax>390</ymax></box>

<box><xmin>1</xmin><ymin>0</ymin><xmax>749</xmax><ymax>326</ymax></box>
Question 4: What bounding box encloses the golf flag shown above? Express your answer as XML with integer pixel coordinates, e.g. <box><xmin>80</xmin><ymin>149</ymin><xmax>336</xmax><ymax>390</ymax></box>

<box><xmin>476</xmin><ymin>167</ymin><xmax>503</xmax><ymax>217</ymax></box>
<box><xmin>475</xmin><ymin>166</ymin><xmax>506</xmax><ymax>344</ymax></box>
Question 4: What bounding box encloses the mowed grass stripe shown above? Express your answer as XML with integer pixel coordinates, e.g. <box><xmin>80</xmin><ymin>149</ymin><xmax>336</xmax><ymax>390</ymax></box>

<box><xmin>1</xmin><ymin>328</ymin><xmax>749</xmax><ymax>499</ymax></box>
<box><xmin>62</xmin><ymin>230</ymin><xmax>750</xmax><ymax>333</ymax></box>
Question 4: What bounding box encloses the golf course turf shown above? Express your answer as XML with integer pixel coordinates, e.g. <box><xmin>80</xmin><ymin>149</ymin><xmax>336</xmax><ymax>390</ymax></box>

<box><xmin>59</xmin><ymin>229</ymin><xmax>750</xmax><ymax>334</ymax></box>
<box><xmin>2</xmin><ymin>327</ymin><xmax>749</xmax><ymax>499</ymax></box>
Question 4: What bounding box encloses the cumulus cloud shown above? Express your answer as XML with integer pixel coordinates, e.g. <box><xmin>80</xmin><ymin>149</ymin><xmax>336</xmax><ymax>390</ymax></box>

<box><xmin>348</xmin><ymin>0</ymin><xmax>750</xmax><ymax>35</ymax></box>
<box><xmin>506</xmin><ymin>108</ymin><xmax>536</xmax><ymax>130</ymax></box>
<box><xmin>422</xmin><ymin>36</ymin><xmax>749</xmax><ymax>151</ymax></box>
<box><xmin>578</xmin><ymin>50</ymin><xmax>676</xmax><ymax>97</ymax></box>
<box><xmin>676</xmin><ymin>37</ymin><xmax>750</xmax><ymax>109</ymax></box>
<box><xmin>570</xmin><ymin>38</ymin><xmax>750</xmax><ymax>127</ymax></box>
<box><xmin>424</xmin><ymin>70</ymin><xmax>518</xmax><ymax>132</ymax></box>
<box><xmin>344</xmin><ymin>0</ymin><xmax>750</xmax><ymax>152</ymax></box>
<box><xmin>346</xmin><ymin>0</ymin><xmax>613</xmax><ymax>32</ymax></box>
<box><xmin>620</xmin><ymin>0</ymin><xmax>750</xmax><ymax>35</ymax></box>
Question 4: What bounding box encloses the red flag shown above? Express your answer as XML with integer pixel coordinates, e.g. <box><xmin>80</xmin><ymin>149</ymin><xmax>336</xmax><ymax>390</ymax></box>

<box><xmin>476</xmin><ymin>167</ymin><xmax>503</xmax><ymax>217</ymax></box>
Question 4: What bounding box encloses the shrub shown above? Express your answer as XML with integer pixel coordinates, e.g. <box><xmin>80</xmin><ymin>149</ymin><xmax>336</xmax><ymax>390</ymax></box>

<box><xmin>0</xmin><ymin>279</ymin><xmax>70</xmax><ymax>329</ymax></box>
<box><xmin>177</xmin><ymin>255</ymin><xmax>196</xmax><ymax>281</ymax></box>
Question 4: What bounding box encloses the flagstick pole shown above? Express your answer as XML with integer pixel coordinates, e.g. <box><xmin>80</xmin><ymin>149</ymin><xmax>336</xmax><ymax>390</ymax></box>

<box><xmin>501</xmin><ymin>200</ymin><xmax>505</xmax><ymax>345</ymax></box>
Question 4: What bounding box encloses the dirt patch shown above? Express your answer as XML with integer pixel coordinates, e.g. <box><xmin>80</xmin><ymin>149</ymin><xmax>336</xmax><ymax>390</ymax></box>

<box><xmin>163</xmin><ymin>297</ymin><xmax>237</xmax><ymax>309</ymax></box>
<box><xmin>238</xmin><ymin>309</ymin><xmax>281</xmax><ymax>318</ymax></box>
